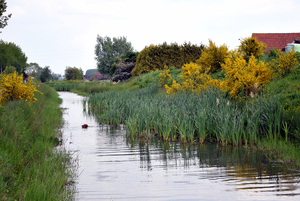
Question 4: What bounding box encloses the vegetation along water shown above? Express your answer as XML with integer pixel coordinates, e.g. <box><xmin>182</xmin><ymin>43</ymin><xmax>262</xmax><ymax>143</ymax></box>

<box><xmin>66</xmin><ymin>38</ymin><xmax>300</xmax><ymax>169</ymax></box>
<box><xmin>45</xmin><ymin>39</ymin><xmax>300</xmax><ymax>170</ymax></box>
<box><xmin>0</xmin><ymin>81</ymin><xmax>76</xmax><ymax>200</ymax></box>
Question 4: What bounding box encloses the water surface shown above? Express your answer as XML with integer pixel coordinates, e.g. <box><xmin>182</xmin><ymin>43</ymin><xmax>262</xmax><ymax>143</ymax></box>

<box><xmin>59</xmin><ymin>92</ymin><xmax>300</xmax><ymax>201</ymax></box>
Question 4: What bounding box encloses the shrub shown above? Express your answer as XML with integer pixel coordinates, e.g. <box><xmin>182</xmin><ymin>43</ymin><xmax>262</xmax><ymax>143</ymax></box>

<box><xmin>268</xmin><ymin>49</ymin><xmax>298</xmax><ymax>78</ymax></box>
<box><xmin>112</xmin><ymin>60</ymin><xmax>136</xmax><ymax>82</ymax></box>
<box><xmin>0</xmin><ymin>71</ymin><xmax>41</xmax><ymax>105</ymax></box>
<box><xmin>132</xmin><ymin>42</ymin><xmax>203</xmax><ymax>76</ymax></box>
<box><xmin>196</xmin><ymin>39</ymin><xmax>230</xmax><ymax>73</ymax></box>
<box><xmin>238</xmin><ymin>37</ymin><xmax>266</xmax><ymax>61</ymax></box>
<box><xmin>163</xmin><ymin>62</ymin><xmax>220</xmax><ymax>94</ymax></box>
<box><xmin>220</xmin><ymin>54</ymin><xmax>273</xmax><ymax>98</ymax></box>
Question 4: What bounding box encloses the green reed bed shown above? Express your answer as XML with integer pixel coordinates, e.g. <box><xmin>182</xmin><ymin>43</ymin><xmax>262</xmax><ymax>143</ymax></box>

<box><xmin>53</xmin><ymin>81</ymin><xmax>79</xmax><ymax>91</ymax></box>
<box><xmin>0</xmin><ymin>84</ymin><xmax>76</xmax><ymax>201</ymax></box>
<box><xmin>86</xmin><ymin>84</ymin><xmax>285</xmax><ymax>146</ymax></box>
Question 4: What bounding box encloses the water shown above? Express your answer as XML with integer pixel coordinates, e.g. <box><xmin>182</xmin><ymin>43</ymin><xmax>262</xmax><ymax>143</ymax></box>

<box><xmin>59</xmin><ymin>92</ymin><xmax>300</xmax><ymax>201</ymax></box>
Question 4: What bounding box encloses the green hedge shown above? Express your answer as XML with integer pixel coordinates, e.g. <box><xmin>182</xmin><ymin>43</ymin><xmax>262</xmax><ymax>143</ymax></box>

<box><xmin>132</xmin><ymin>42</ymin><xmax>204</xmax><ymax>76</ymax></box>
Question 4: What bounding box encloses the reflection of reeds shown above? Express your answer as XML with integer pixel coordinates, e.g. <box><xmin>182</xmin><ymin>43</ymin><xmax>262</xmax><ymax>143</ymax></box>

<box><xmin>87</xmin><ymin>84</ymin><xmax>285</xmax><ymax>146</ymax></box>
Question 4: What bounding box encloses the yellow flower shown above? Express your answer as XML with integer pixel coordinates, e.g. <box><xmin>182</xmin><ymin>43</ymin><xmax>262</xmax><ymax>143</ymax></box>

<box><xmin>0</xmin><ymin>71</ymin><xmax>42</xmax><ymax>105</ymax></box>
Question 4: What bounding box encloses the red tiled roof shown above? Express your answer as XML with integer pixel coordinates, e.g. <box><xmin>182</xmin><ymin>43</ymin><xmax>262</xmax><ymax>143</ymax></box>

<box><xmin>94</xmin><ymin>72</ymin><xmax>101</xmax><ymax>76</ymax></box>
<box><xmin>252</xmin><ymin>33</ymin><xmax>300</xmax><ymax>52</ymax></box>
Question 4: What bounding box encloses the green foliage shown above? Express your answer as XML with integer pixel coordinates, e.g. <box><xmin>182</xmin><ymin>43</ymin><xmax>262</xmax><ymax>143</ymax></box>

<box><xmin>2</xmin><ymin>65</ymin><xmax>15</xmax><ymax>74</ymax></box>
<box><xmin>132</xmin><ymin>42</ymin><xmax>204</xmax><ymax>76</ymax></box>
<box><xmin>64</xmin><ymin>66</ymin><xmax>83</xmax><ymax>80</ymax></box>
<box><xmin>0</xmin><ymin>84</ymin><xmax>76</xmax><ymax>200</ymax></box>
<box><xmin>238</xmin><ymin>37</ymin><xmax>266</xmax><ymax>61</ymax></box>
<box><xmin>53</xmin><ymin>81</ymin><xmax>79</xmax><ymax>91</ymax></box>
<box><xmin>25</xmin><ymin>62</ymin><xmax>43</xmax><ymax>81</ymax></box>
<box><xmin>121</xmin><ymin>51</ymin><xmax>139</xmax><ymax>62</ymax></box>
<box><xmin>95</xmin><ymin>35</ymin><xmax>133</xmax><ymax>74</ymax></box>
<box><xmin>40</xmin><ymin>66</ymin><xmax>52</xmax><ymax>83</ymax></box>
<box><xmin>87</xmin><ymin>85</ymin><xmax>286</xmax><ymax>146</ymax></box>
<box><xmin>0</xmin><ymin>0</ymin><xmax>12</xmax><ymax>32</ymax></box>
<box><xmin>264</xmin><ymin>66</ymin><xmax>300</xmax><ymax>142</ymax></box>
<box><xmin>0</xmin><ymin>40</ymin><xmax>27</xmax><ymax>73</ymax></box>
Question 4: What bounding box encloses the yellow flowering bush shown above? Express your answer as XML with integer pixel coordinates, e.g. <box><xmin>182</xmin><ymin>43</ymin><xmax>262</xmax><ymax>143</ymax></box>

<box><xmin>196</xmin><ymin>39</ymin><xmax>229</xmax><ymax>73</ymax></box>
<box><xmin>238</xmin><ymin>37</ymin><xmax>266</xmax><ymax>61</ymax></box>
<box><xmin>163</xmin><ymin>62</ymin><xmax>220</xmax><ymax>94</ymax></box>
<box><xmin>0</xmin><ymin>71</ymin><xmax>42</xmax><ymax>105</ymax></box>
<box><xmin>220</xmin><ymin>54</ymin><xmax>273</xmax><ymax>98</ymax></box>
<box><xmin>268</xmin><ymin>49</ymin><xmax>298</xmax><ymax>78</ymax></box>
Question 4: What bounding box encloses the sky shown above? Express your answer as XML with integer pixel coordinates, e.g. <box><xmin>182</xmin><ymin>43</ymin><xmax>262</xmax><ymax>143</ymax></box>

<box><xmin>1</xmin><ymin>0</ymin><xmax>300</xmax><ymax>75</ymax></box>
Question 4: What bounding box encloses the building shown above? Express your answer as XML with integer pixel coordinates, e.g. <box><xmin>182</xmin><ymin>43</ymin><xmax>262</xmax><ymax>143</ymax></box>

<box><xmin>93</xmin><ymin>72</ymin><xmax>108</xmax><ymax>80</ymax></box>
<box><xmin>252</xmin><ymin>33</ymin><xmax>300</xmax><ymax>52</ymax></box>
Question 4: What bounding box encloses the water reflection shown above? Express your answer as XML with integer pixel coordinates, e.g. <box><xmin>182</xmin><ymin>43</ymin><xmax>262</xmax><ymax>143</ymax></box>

<box><xmin>127</xmin><ymin>135</ymin><xmax>300</xmax><ymax>194</ymax></box>
<box><xmin>59</xmin><ymin>92</ymin><xmax>300</xmax><ymax>200</ymax></box>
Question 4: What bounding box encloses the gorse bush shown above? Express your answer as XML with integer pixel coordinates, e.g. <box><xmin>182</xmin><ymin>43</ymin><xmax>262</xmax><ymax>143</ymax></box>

<box><xmin>220</xmin><ymin>54</ymin><xmax>273</xmax><ymax>98</ymax></box>
<box><xmin>0</xmin><ymin>71</ymin><xmax>41</xmax><ymax>105</ymax></box>
<box><xmin>162</xmin><ymin>63</ymin><xmax>219</xmax><ymax>94</ymax></box>
<box><xmin>238</xmin><ymin>37</ymin><xmax>266</xmax><ymax>61</ymax></box>
<box><xmin>268</xmin><ymin>49</ymin><xmax>299</xmax><ymax>78</ymax></box>
<box><xmin>161</xmin><ymin>52</ymin><xmax>273</xmax><ymax>98</ymax></box>
<box><xmin>196</xmin><ymin>39</ymin><xmax>229</xmax><ymax>73</ymax></box>
<box><xmin>132</xmin><ymin>42</ymin><xmax>204</xmax><ymax>76</ymax></box>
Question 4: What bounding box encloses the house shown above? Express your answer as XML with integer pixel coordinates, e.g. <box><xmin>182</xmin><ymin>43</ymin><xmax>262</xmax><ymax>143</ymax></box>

<box><xmin>93</xmin><ymin>72</ymin><xmax>108</xmax><ymax>80</ymax></box>
<box><xmin>252</xmin><ymin>33</ymin><xmax>300</xmax><ymax>52</ymax></box>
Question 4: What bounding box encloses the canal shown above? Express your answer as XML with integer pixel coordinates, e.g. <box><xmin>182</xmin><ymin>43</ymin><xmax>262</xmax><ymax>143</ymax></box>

<box><xmin>59</xmin><ymin>92</ymin><xmax>300</xmax><ymax>201</ymax></box>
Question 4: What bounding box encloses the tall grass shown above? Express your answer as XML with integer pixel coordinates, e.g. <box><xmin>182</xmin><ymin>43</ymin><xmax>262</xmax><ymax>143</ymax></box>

<box><xmin>0</xmin><ymin>84</ymin><xmax>76</xmax><ymax>200</ymax></box>
<box><xmin>53</xmin><ymin>81</ymin><xmax>79</xmax><ymax>91</ymax></box>
<box><xmin>86</xmin><ymin>84</ymin><xmax>285</xmax><ymax>146</ymax></box>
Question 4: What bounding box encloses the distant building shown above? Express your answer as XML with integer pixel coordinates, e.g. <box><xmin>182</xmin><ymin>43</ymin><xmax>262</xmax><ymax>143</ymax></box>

<box><xmin>252</xmin><ymin>33</ymin><xmax>300</xmax><ymax>52</ymax></box>
<box><xmin>93</xmin><ymin>72</ymin><xmax>108</xmax><ymax>80</ymax></box>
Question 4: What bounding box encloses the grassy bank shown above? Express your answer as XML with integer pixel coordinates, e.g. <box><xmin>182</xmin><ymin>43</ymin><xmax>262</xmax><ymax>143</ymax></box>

<box><xmin>0</xmin><ymin>83</ymin><xmax>76</xmax><ymax>200</ymax></box>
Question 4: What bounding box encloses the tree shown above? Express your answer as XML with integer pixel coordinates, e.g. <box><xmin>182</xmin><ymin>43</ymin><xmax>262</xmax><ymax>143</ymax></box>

<box><xmin>238</xmin><ymin>37</ymin><xmax>266</xmax><ymax>61</ymax></box>
<box><xmin>0</xmin><ymin>0</ymin><xmax>12</xmax><ymax>32</ymax></box>
<box><xmin>40</xmin><ymin>66</ymin><xmax>52</xmax><ymax>83</ymax></box>
<box><xmin>25</xmin><ymin>62</ymin><xmax>43</xmax><ymax>81</ymax></box>
<box><xmin>111</xmin><ymin>51</ymin><xmax>139</xmax><ymax>82</ymax></box>
<box><xmin>64</xmin><ymin>66</ymin><xmax>83</xmax><ymax>80</ymax></box>
<box><xmin>95</xmin><ymin>35</ymin><xmax>133</xmax><ymax>74</ymax></box>
<box><xmin>0</xmin><ymin>40</ymin><xmax>27</xmax><ymax>73</ymax></box>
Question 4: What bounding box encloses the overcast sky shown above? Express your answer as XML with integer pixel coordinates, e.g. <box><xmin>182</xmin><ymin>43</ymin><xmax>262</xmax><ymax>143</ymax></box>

<box><xmin>1</xmin><ymin>0</ymin><xmax>300</xmax><ymax>75</ymax></box>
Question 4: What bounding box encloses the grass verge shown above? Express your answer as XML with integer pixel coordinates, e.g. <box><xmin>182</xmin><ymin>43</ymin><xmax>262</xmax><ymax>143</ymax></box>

<box><xmin>0</xmin><ymin>83</ymin><xmax>76</xmax><ymax>201</ymax></box>
<box><xmin>258</xmin><ymin>139</ymin><xmax>300</xmax><ymax>169</ymax></box>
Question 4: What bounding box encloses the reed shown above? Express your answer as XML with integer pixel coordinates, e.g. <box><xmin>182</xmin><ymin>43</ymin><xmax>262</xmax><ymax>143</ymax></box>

<box><xmin>86</xmin><ymin>84</ymin><xmax>285</xmax><ymax>146</ymax></box>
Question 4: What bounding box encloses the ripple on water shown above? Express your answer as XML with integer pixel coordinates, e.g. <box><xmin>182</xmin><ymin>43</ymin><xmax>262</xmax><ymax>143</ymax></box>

<box><xmin>58</xmin><ymin>92</ymin><xmax>300</xmax><ymax>201</ymax></box>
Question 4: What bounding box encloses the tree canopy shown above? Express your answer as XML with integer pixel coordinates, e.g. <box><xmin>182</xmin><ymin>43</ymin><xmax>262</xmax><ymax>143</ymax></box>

<box><xmin>65</xmin><ymin>66</ymin><xmax>83</xmax><ymax>80</ymax></box>
<box><xmin>40</xmin><ymin>66</ymin><xmax>52</xmax><ymax>83</ymax></box>
<box><xmin>0</xmin><ymin>0</ymin><xmax>12</xmax><ymax>32</ymax></box>
<box><xmin>0</xmin><ymin>40</ymin><xmax>27</xmax><ymax>74</ymax></box>
<box><xmin>95</xmin><ymin>35</ymin><xmax>133</xmax><ymax>74</ymax></box>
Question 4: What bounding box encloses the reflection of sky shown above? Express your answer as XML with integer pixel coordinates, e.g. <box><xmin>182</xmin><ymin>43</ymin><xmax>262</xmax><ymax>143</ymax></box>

<box><xmin>59</xmin><ymin>92</ymin><xmax>300</xmax><ymax>201</ymax></box>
